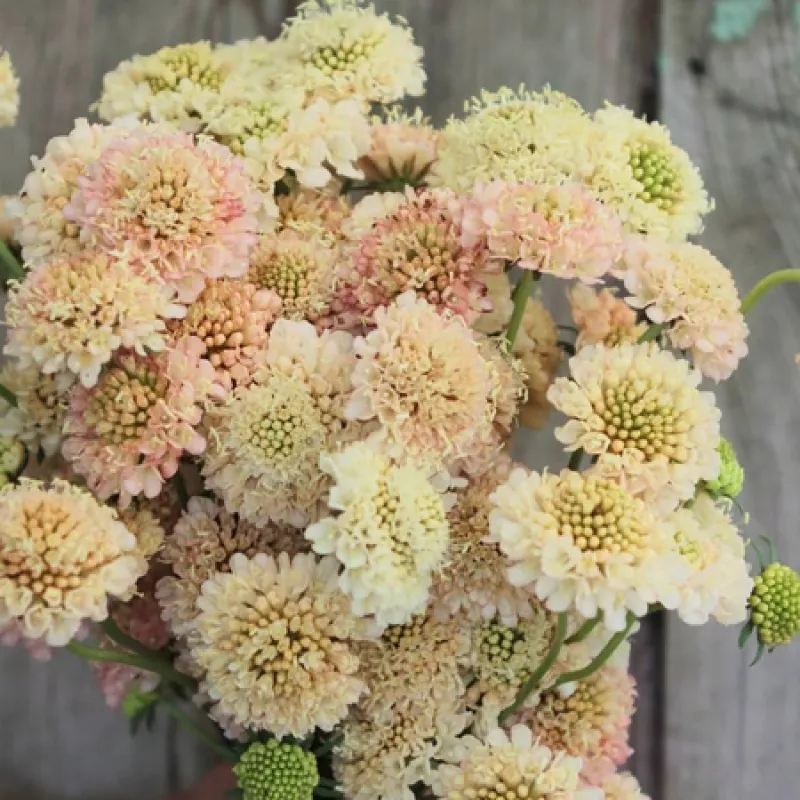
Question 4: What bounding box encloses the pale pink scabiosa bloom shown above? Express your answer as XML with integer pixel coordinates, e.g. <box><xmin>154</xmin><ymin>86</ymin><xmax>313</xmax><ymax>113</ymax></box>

<box><xmin>306</xmin><ymin>442</ymin><xmax>451</xmax><ymax>625</ymax></box>
<box><xmin>594</xmin><ymin>771</ymin><xmax>651</xmax><ymax>800</ymax></box>
<box><xmin>619</xmin><ymin>238</ymin><xmax>748</xmax><ymax>381</ymax></box>
<box><xmin>488</xmin><ymin>467</ymin><xmax>686</xmax><ymax>630</ymax></box>
<box><xmin>277</xmin><ymin>188</ymin><xmax>351</xmax><ymax>241</ymax></box>
<box><xmin>168</xmin><ymin>278</ymin><xmax>281</xmax><ymax>392</ymax></box>
<box><xmin>0</xmin><ymin>479</ymin><xmax>147</xmax><ymax>646</ymax></box>
<box><xmin>340</xmin><ymin>190</ymin><xmax>405</xmax><ymax>240</ymax></box>
<box><xmin>515</xmin><ymin>666</ymin><xmax>636</xmax><ymax>785</ymax></box>
<box><xmin>202</xmin><ymin>320</ymin><xmax>362</xmax><ymax>526</ymax></box>
<box><xmin>568</xmin><ymin>284</ymin><xmax>647</xmax><ymax>349</ymax></box>
<box><xmin>549</xmin><ymin>343</ymin><xmax>721</xmax><ymax>512</ymax></box>
<box><xmin>339</xmin><ymin>189</ymin><xmax>492</xmax><ymax>325</ymax></box>
<box><xmin>0</xmin><ymin>49</ymin><xmax>19</xmax><ymax>127</ymax></box>
<box><xmin>669</xmin><ymin>491</ymin><xmax>752</xmax><ymax>626</ymax></box>
<box><xmin>62</xmin><ymin>338</ymin><xmax>222</xmax><ymax>506</ymax></box>
<box><xmin>431</xmin><ymin>725</ymin><xmax>601</xmax><ymax>800</ymax></box>
<box><xmin>358</xmin><ymin>107</ymin><xmax>439</xmax><ymax>187</ymax></box>
<box><xmin>191</xmin><ymin>552</ymin><xmax>378</xmax><ymax>738</ymax></box>
<box><xmin>346</xmin><ymin>292</ymin><xmax>501</xmax><ymax>470</ymax></box>
<box><xmin>248</xmin><ymin>230</ymin><xmax>337</xmax><ymax>323</ymax></box>
<box><xmin>156</xmin><ymin>496</ymin><xmax>307</xmax><ymax>637</ymax></box>
<box><xmin>0</xmin><ymin>619</ymin><xmax>52</xmax><ymax>661</ymax></box>
<box><xmin>4</xmin><ymin>251</ymin><xmax>185</xmax><ymax>388</ymax></box>
<box><xmin>66</xmin><ymin>129</ymin><xmax>262</xmax><ymax>302</ymax></box>
<box><xmin>462</xmin><ymin>180</ymin><xmax>623</xmax><ymax>283</ymax></box>
<box><xmin>279</xmin><ymin>0</ymin><xmax>425</xmax><ymax>103</ymax></box>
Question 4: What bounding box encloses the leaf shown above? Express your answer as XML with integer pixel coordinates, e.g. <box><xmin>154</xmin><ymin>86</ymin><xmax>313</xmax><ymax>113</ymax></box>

<box><xmin>749</xmin><ymin>640</ymin><xmax>766</xmax><ymax>667</ymax></box>
<box><xmin>224</xmin><ymin>790</ymin><xmax>244</xmax><ymax>800</ymax></box>
<box><xmin>738</xmin><ymin>620</ymin><xmax>755</xmax><ymax>649</ymax></box>
<box><xmin>761</xmin><ymin>535</ymin><xmax>779</xmax><ymax>565</ymax></box>
<box><xmin>749</xmin><ymin>539</ymin><xmax>766</xmax><ymax>571</ymax></box>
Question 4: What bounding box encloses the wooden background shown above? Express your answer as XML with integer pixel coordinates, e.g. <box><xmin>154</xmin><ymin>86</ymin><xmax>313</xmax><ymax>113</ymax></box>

<box><xmin>1</xmin><ymin>1</ymin><xmax>799</xmax><ymax>798</ymax></box>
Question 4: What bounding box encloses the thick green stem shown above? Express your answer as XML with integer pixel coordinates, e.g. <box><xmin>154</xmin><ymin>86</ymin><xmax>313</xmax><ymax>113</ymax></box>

<box><xmin>161</xmin><ymin>695</ymin><xmax>238</xmax><ymax>763</ymax></box>
<box><xmin>565</xmin><ymin>614</ymin><xmax>601</xmax><ymax>645</ymax></box>
<box><xmin>0</xmin><ymin>382</ymin><xmax>18</xmax><ymax>408</ymax></box>
<box><xmin>0</xmin><ymin>240</ymin><xmax>24</xmax><ymax>283</ymax></box>
<box><xmin>740</xmin><ymin>269</ymin><xmax>800</xmax><ymax>315</ymax></box>
<box><xmin>498</xmin><ymin>612</ymin><xmax>569</xmax><ymax>724</ymax></box>
<box><xmin>552</xmin><ymin>612</ymin><xmax>636</xmax><ymax>689</ymax></box>
<box><xmin>505</xmin><ymin>271</ymin><xmax>534</xmax><ymax>349</ymax></box>
<box><xmin>66</xmin><ymin>639</ymin><xmax>197</xmax><ymax>692</ymax></box>
<box><xmin>314</xmin><ymin>732</ymin><xmax>343</xmax><ymax>757</ymax></box>
<box><xmin>100</xmin><ymin>618</ymin><xmax>162</xmax><ymax>660</ymax></box>
<box><xmin>567</xmin><ymin>449</ymin><xmax>584</xmax><ymax>471</ymax></box>
<box><xmin>637</xmin><ymin>323</ymin><xmax>667</xmax><ymax>344</ymax></box>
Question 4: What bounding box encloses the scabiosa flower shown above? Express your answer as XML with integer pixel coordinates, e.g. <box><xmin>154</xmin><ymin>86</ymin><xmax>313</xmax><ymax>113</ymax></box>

<box><xmin>431</xmin><ymin>86</ymin><xmax>596</xmax><ymax>193</ymax></box>
<box><xmin>202</xmin><ymin>320</ymin><xmax>361</xmax><ymax>526</ymax></box>
<box><xmin>338</xmin><ymin>189</ymin><xmax>492</xmax><ymax>325</ymax></box>
<box><xmin>66</xmin><ymin>129</ymin><xmax>262</xmax><ymax>302</ymax></box>
<box><xmin>594</xmin><ymin>772</ymin><xmax>651</xmax><ymax>800</ymax></box>
<box><xmin>346</xmin><ymin>292</ymin><xmax>500</xmax><ymax>470</ymax></box>
<box><xmin>592</xmin><ymin>104</ymin><xmax>713</xmax><ymax>241</ymax></box>
<box><xmin>306</xmin><ymin>442</ymin><xmax>451</xmax><ymax>625</ymax></box>
<box><xmin>234</xmin><ymin>740</ymin><xmax>319</xmax><ymax>800</ymax></box>
<box><xmin>95</xmin><ymin>42</ymin><xmax>232</xmax><ymax>130</ymax></box>
<box><xmin>277</xmin><ymin>188</ymin><xmax>350</xmax><ymax>241</ymax></box>
<box><xmin>472</xmin><ymin>273</ymin><xmax>515</xmax><ymax>336</ymax></box>
<box><xmin>191</xmin><ymin>552</ymin><xmax>377</xmax><ymax>738</ymax></box>
<box><xmin>669</xmin><ymin>491</ymin><xmax>752</xmax><ymax>626</ymax></box>
<box><xmin>62</xmin><ymin>338</ymin><xmax>221</xmax><ymax>506</ymax></box>
<box><xmin>549</xmin><ymin>343</ymin><xmax>721</xmax><ymax>512</ymax></box>
<box><xmin>488</xmin><ymin>468</ymin><xmax>686</xmax><ymax>630</ymax></box>
<box><xmin>247</xmin><ymin>231</ymin><xmax>337</xmax><ymax>323</ymax></box>
<box><xmin>431</xmin><ymin>463</ymin><xmax>533</xmax><ymax>625</ymax></box>
<box><xmin>5</xmin><ymin>252</ymin><xmax>185</xmax><ymax>388</ymax></box>
<box><xmin>0</xmin><ymin>479</ymin><xmax>147</xmax><ymax>646</ymax></box>
<box><xmin>749</xmin><ymin>562</ymin><xmax>800</xmax><ymax>647</ymax></box>
<box><xmin>516</xmin><ymin>666</ymin><xmax>636</xmax><ymax>784</ymax></box>
<box><xmin>431</xmin><ymin>725</ymin><xmax>600</xmax><ymax>800</ymax></box>
<box><xmin>0</xmin><ymin>619</ymin><xmax>52</xmax><ymax>661</ymax></box>
<box><xmin>620</xmin><ymin>238</ymin><xmax>748</xmax><ymax>381</ymax></box>
<box><xmin>358</xmin><ymin>107</ymin><xmax>439</xmax><ymax>187</ymax></box>
<box><xmin>0</xmin><ymin>49</ymin><xmax>19</xmax><ymax>127</ymax></box>
<box><xmin>568</xmin><ymin>284</ymin><xmax>647</xmax><ymax>349</ymax></box>
<box><xmin>279</xmin><ymin>0</ymin><xmax>425</xmax><ymax>103</ymax></box>
<box><xmin>462</xmin><ymin>180</ymin><xmax>623</xmax><ymax>283</ymax></box>
<box><xmin>340</xmin><ymin>190</ymin><xmax>406</xmax><ymax>240</ymax></box>
<box><xmin>118</xmin><ymin>504</ymin><xmax>166</xmax><ymax>561</ymax></box>
<box><xmin>168</xmin><ymin>278</ymin><xmax>280</xmax><ymax>391</ymax></box>
<box><xmin>156</xmin><ymin>496</ymin><xmax>307</xmax><ymax>637</ymax></box>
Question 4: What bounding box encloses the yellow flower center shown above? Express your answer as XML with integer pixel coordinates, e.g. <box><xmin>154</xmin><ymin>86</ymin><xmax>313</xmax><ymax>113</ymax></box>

<box><xmin>451</xmin><ymin>764</ymin><xmax>534</xmax><ymax>800</ymax></box>
<box><xmin>146</xmin><ymin>45</ymin><xmax>224</xmax><ymax>93</ymax></box>
<box><xmin>628</xmin><ymin>140</ymin><xmax>682</xmax><ymax>210</ymax></box>
<box><xmin>249</xmin><ymin>248</ymin><xmax>319</xmax><ymax>318</ymax></box>
<box><xmin>478</xmin><ymin>622</ymin><xmax>532</xmax><ymax>686</ymax></box>
<box><xmin>223</xmin><ymin>102</ymin><xmax>289</xmax><ymax>156</ymax></box>
<box><xmin>86</xmin><ymin>358</ymin><xmax>166</xmax><ymax>445</ymax></box>
<box><xmin>307</xmin><ymin>35</ymin><xmax>381</xmax><ymax>77</ymax></box>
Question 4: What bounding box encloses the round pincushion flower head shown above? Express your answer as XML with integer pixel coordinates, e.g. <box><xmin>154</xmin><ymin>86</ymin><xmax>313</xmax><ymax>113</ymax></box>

<box><xmin>4</xmin><ymin>251</ymin><xmax>186</xmax><ymax>388</ymax></box>
<box><xmin>234</xmin><ymin>740</ymin><xmax>319</xmax><ymax>800</ymax></box>
<box><xmin>568</xmin><ymin>284</ymin><xmax>647</xmax><ymax>349</ymax></box>
<box><xmin>703</xmin><ymin>438</ymin><xmax>745</xmax><ymax>500</ymax></box>
<box><xmin>305</xmin><ymin>441</ymin><xmax>451</xmax><ymax>625</ymax></box>
<box><xmin>65</xmin><ymin>128</ymin><xmax>263</xmax><ymax>303</ymax></box>
<box><xmin>488</xmin><ymin>467</ymin><xmax>688</xmax><ymax>630</ymax></box>
<box><xmin>279</xmin><ymin>0</ymin><xmax>425</xmax><ymax>104</ymax></box>
<box><xmin>190</xmin><ymin>552</ymin><xmax>377</xmax><ymax>738</ymax></box>
<box><xmin>0</xmin><ymin>437</ymin><xmax>26</xmax><ymax>483</ymax></box>
<box><xmin>748</xmin><ymin>562</ymin><xmax>800</xmax><ymax>648</ymax></box>
<box><xmin>592</xmin><ymin>104</ymin><xmax>713</xmax><ymax>241</ymax></box>
<box><xmin>431</xmin><ymin>724</ymin><xmax>601</xmax><ymax>800</ymax></box>
<box><xmin>0</xmin><ymin>479</ymin><xmax>147</xmax><ymax>646</ymax></box>
<box><xmin>0</xmin><ymin>48</ymin><xmax>19</xmax><ymax>128</ymax></box>
<box><xmin>548</xmin><ymin>343</ymin><xmax>721</xmax><ymax>513</ymax></box>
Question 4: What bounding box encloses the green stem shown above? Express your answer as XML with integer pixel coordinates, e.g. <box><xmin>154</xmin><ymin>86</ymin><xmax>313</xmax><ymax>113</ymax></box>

<box><xmin>314</xmin><ymin>732</ymin><xmax>343</xmax><ymax>757</ymax></box>
<box><xmin>161</xmin><ymin>695</ymin><xmax>238</xmax><ymax>763</ymax></box>
<box><xmin>100</xmin><ymin>618</ymin><xmax>162</xmax><ymax>660</ymax></box>
<box><xmin>173</xmin><ymin>468</ymin><xmax>190</xmax><ymax>509</ymax></box>
<box><xmin>505</xmin><ymin>271</ymin><xmax>534</xmax><ymax>349</ymax></box>
<box><xmin>740</xmin><ymin>269</ymin><xmax>800</xmax><ymax>315</ymax></box>
<box><xmin>567</xmin><ymin>449</ymin><xmax>584</xmax><ymax>471</ymax></box>
<box><xmin>0</xmin><ymin>382</ymin><xmax>18</xmax><ymax>408</ymax></box>
<box><xmin>565</xmin><ymin>614</ymin><xmax>601</xmax><ymax>645</ymax></box>
<box><xmin>552</xmin><ymin>612</ymin><xmax>637</xmax><ymax>689</ymax></box>
<box><xmin>637</xmin><ymin>323</ymin><xmax>667</xmax><ymax>344</ymax></box>
<box><xmin>498</xmin><ymin>612</ymin><xmax>569</xmax><ymax>724</ymax></box>
<box><xmin>314</xmin><ymin>788</ymin><xmax>344</xmax><ymax>799</ymax></box>
<box><xmin>0</xmin><ymin>240</ymin><xmax>24</xmax><ymax>283</ymax></box>
<box><xmin>66</xmin><ymin>640</ymin><xmax>197</xmax><ymax>692</ymax></box>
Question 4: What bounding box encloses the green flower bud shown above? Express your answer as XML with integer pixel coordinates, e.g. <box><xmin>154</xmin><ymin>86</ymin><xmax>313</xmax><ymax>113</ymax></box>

<box><xmin>705</xmin><ymin>438</ymin><xmax>744</xmax><ymax>499</ymax></box>
<box><xmin>0</xmin><ymin>436</ymin><xmax>25</xmax><ymax>480</ymax></box>
<box><xmin>749</xmin><ymin>563</ymin><xmax>800</xmax><ymax>646</ymax></box>
<box><xmin>234</xmin><ymin>740</ymin><xmax>319</xmax><ymax>800</ymax></box>
<box><xmin>121</xmin><ymin>687</ymin><xmax>159</xmax><ymax>719</ymax></box>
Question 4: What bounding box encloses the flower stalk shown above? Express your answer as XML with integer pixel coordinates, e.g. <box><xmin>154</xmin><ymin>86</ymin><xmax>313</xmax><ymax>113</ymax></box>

<box><xmin>161</xmin><ymin>694</ymin><xmax>238</xmax><ymax>763</ymax></box>
<box><xmin>505</xmin><ymin>270</ymin><xmax>534</xmax><ymax>348</ymax></box>
<box><xmin>0</xmin><ymin>240</ymin><xmax>24</xmax><ymax>283</ymax></box>
<box><xmin>740</xmin><ymin>269</ymin><xmax>800</xmax><ymax>315</ymax></box>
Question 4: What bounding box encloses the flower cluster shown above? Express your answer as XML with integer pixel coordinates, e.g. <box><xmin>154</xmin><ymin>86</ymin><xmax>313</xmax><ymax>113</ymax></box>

<box><xmin>0</xmin><ymin>4</ymin><xmax>792</xmax><ymax>800</ymax></box>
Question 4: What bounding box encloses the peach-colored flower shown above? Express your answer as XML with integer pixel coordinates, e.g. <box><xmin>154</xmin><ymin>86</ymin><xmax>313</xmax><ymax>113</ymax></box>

<box><xmin>462</xmin><ymin>180</ymin><xmax>623</xmax><ymax>283</ymax></box>
<box><xmin>277</xmin><ymin>188</ymin><xmax>350</xmax><ymax>242</ymax></box>
<box><xmin>62</xmin><ymin>338</ymin><xmax>223</xmax><ymax>507</ymax></box>
<box><xmin>66</xmin><ymin>129</ymin><xmax>263</xmax><ymax>302</ymax></box>
<box><xmin>619</xmin><ymin>237</ymin><xmax>748</xmax><ymax>380</ymax></box>
<box><xmin>593</xmin><ymin>771</ymin><xmax>650</xmax><ymax>800</ymax></box>
<box><xmin>568</xmin><ymin>284</ymin><xmax>647</xmax><ymax>349</ymax></box>
<box><xmin>5</xmin><ymin>251</ymin><xmax>185</xmax><ymax>388</ymax></box>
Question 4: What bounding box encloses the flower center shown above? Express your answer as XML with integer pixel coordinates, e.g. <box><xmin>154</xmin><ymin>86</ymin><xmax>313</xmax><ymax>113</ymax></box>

<box><xmin>307</xmin><ymin>34</ymin><xmax>381</xmax><ymax>77</ymax></box>
<box><xmin>86</xmin><ymin>358</ymin><xmax>166</xmax><ymax>445</ymax></box>
<box><xmin>750</xmin><ymin>563</ymin><xmax>800</xmax><ymax>646</ymax></box>
<box><xmin>249</xmin><ymin>249</ymin><xmax>317</xmax><ymax>317</ymax></box>
<box><xmin>223</xmin><ymin>102</ymin><xmax>290</xmax><ymax>156</ymax></box>
<box><xmin>628</xmin><ymin>141</ymin><xmax>682</xmax><ymax>210</ymax></box>
<box><xmin>535</xmin><ymin>674</ymin><xmax>608</xmax><ymax>751</ymax></box>
<box><xmin>478</xmin><ymin>621</ymin><xmax>532</xmax><ymax>684</ymax></box>
<box><xmin>595</xmin><ymin>377</ymin><xmax>691</xmax><ymax>462</ymax></box>
<box><xmin>146</xmin><ymin>45</ymin><xmax>224</xmax><ymax>93</ymax></box>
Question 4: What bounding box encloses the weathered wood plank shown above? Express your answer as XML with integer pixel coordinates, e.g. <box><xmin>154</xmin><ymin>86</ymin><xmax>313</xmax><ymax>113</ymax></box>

<box><xmin>662</xmin><ymin>3</ymin><xmax>800</xmax><ymax>799</ymax></box>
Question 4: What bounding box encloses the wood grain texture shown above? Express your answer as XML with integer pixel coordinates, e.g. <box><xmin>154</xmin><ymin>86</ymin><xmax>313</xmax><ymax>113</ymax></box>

<box><xmin>662</xmin><ymin>2</ymin><xmax>800</xmax><ymax>799</ymax></box>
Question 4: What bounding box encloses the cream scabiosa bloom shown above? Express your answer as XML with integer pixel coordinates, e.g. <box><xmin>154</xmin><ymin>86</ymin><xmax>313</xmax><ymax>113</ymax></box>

<box><xmin>0</xmin><ymin>480</ymin><xmax>146</xmax><ymax>646</ymax></box>
<box><xmin>488</xmin><ymin>467</ymin><xmax>686</xmax><ymax>630</ymax></box>
<box><xmin>0</xmin><ymin>49</ymin><xmax>19</xmax><ymax>127</ymax></box>
<box><xmin>549</xmin><ymin>343</ymin><xmax>721</xmax><ymax>512</ymax></box>
<box><xmin>306</xmin><ymin>442</ymin><xmax>451</xmax><ymax>625</ymax></box>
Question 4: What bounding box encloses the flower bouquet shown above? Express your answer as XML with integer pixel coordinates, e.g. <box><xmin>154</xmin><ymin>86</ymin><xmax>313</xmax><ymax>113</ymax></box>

<box><xmin>1</xmin><ymin>2</ymin><xmax>799</xmax><ymax>799</ymax></box>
